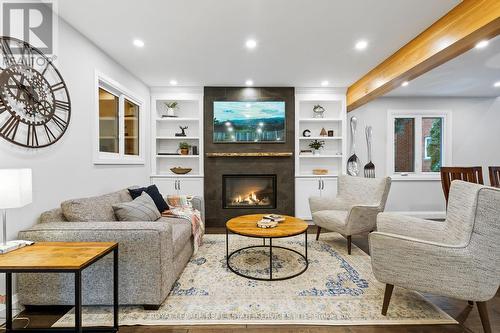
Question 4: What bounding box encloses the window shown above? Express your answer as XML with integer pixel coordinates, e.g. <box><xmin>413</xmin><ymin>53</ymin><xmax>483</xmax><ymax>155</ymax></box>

<box><xmin>95</xmin><ymin>73</ymin><xmax>144</xmax><ymax>164</ymax></box>
<box><xmin>388</xmin><ymin>110</ymin><xmax>451</xmax><ymax>179</ymax></box>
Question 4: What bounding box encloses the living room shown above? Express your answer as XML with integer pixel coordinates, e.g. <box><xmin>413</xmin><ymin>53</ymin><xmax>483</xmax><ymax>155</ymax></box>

<box><xmin>0</xmin><ymin>1</ymin><xmax>499</xmax><ymax>332</ymax></box>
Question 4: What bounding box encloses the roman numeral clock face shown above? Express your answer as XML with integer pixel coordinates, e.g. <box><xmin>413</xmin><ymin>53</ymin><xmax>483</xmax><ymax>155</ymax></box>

<box><xmin>0</xmin><ymin>36</ymin><xmax>71</xmax><ymax>148</ymax></box>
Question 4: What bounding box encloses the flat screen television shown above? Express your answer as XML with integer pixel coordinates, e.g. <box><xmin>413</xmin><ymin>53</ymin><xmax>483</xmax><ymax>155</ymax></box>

<box><xmin>213</xmin><ymin>101</ymin><xmax>285</xmax><ymax>143</ymax></box>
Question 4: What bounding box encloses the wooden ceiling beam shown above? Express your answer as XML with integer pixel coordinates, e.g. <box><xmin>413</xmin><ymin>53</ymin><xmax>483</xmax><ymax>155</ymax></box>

<box><xmin>346</xmin><ymin>0</ymin><xmax>500</xmax><ymax>112</ymax></box>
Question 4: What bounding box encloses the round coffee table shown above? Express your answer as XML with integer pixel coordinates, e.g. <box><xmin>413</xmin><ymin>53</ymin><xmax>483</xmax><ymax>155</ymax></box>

<box><xmin>225</xmin><ymin>214</ymin><xmax>309</xmax><ymax>281</ymax></box>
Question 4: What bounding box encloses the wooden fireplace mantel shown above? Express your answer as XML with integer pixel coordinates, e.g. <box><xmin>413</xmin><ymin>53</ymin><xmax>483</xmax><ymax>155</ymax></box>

<box><xmin>206</xmin><ymin>152</ymin><xmax>293</xmax><ymax>157</ymax></box>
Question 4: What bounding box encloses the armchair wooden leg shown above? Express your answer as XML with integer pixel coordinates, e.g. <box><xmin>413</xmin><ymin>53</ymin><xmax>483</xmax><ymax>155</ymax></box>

<box><xmin>316</xmin><ymin>227</ymin><xmax>321</xmax><ymax>241</ymax></box>
<box><xmin>468</xmin><ymin>300</ymin><xmax>474</xmax><ymax>306</ymax></box>
<box><xmin>347</xmin><ymin>235</ymin><xmax>352</xmax><ymax>255</ymax></box>
<box><xmin>476</xmin><ymin>301</ymin><xmax>492</xmax><ymax>333</ymax></box>
<box><xmin>381</xmin><ymin>284</ymin><xmax>394</xmax><ymax>316</ymax></box>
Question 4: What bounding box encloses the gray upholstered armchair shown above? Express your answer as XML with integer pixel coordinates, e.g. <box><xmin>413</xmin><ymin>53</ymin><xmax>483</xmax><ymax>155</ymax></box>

<box><xmin>309</xmin><ymin>175</ymin><xmax>391</xmax><ymax>254</ymax></box>
<box><xmin>370</xmin><ymin>181</ymin><xmax>500</xmax><ymax>333</ymax></box>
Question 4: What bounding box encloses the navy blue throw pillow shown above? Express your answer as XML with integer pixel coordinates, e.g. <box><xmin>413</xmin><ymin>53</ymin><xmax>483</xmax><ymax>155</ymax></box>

<box><xmin>128</xmin><ymin>185</ymin><xmax>168</xmax><ymax>213</ymax></box>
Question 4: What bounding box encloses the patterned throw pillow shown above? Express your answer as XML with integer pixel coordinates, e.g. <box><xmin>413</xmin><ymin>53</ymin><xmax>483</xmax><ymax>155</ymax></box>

<box><xmin>112</xmin><ymin>192</ymin><xmax>161</xmax><ymax>221</ymax></box>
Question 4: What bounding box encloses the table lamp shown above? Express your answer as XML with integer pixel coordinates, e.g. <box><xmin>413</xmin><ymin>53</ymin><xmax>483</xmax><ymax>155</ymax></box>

<box><xmin>0</xmin><ymin>169</ymin><xmax>32</xmax><ymax>253</ymax></box>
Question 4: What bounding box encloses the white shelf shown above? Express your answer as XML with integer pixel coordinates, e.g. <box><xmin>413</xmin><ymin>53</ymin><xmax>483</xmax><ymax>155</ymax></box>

<box><xmin>156</xmin><ymin>117</ymin><xmax>199</xmax><ymax>122</ymax></box>
<box><xmin>156</xmin><ymin>136</ymin><xmax>200</xmax><ymax>140</ymax></box>
<box><xmin>299</xmin><ymin>136</ymin><xmax>342</xmax><ymax>140</ymax></box>
<box><xmin>298</xmin><ymin>155</ymin><xmax>343</xmax><ymax>158</ymax></box>
<box><xmin>156</xmin><ymin>155</ymin><xmax>200</xmax><ymax>158</ymax></box>
<box><xmin>299</xmin><ymin>118</ymin><xmax>343</xmax><ymax>122</ymax></box>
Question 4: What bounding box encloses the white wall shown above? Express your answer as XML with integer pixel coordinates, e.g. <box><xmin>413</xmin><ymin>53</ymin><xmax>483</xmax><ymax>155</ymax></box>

<box><xmin>0</xmin><ymin>19</ymin><xmax>151</xmax><ymax>241</ymax></box>
<box><xmin>349</xmin><ymin>97</ymin><xmax>500</xmax><ymax>215</ymax></box>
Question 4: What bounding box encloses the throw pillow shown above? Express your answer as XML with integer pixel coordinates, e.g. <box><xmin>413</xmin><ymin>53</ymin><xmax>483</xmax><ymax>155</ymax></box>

<box><xmin>166</xmin><ymin>195</ymin><xmax>191</xmax><ymax>208</ymax></box>
<box><xmin>128</xmin><ymin>185</ymin><xmax>168</xmax><ymax>212</ymax></box>
<box><xmin>112</xmin><ymin>192</ymin><xmax>161</xmax><ymax>221</ymax></box>
<box><xmin>61</xmin><ymin>189</ymin><xmax>132</xmax><ymax>222</ymax></box>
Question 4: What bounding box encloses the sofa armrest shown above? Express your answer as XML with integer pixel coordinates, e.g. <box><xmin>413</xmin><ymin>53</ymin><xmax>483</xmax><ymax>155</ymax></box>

<box><xmin>346</xmin><ymin>205</ymin><xmax>380</xmax><ymax>234</ymax></box>
<box><xmin>191</xmin><ymin>196</ymin><xmax>204</xmax><ymax>222</ymax></box>
<box><xmin>376</xmin><ymin>212</ymin><xmax>447</xmax><ymax>244</ymax></box>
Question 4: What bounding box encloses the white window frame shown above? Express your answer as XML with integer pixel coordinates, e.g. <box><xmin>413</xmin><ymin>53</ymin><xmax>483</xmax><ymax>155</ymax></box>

<box><xmin>94</xmin><ymin>72</ymin><xmax>145</xmax><ymax>164</ymax></box>
<box><xmin>387</xmin><ymin>110</ymin><xmax>452</xmax><ymax>181</ymax></box>
<box><xmin>423</xmin><ymin>136</ymin><xmax>432</xmax><ymax>160</ymax></box>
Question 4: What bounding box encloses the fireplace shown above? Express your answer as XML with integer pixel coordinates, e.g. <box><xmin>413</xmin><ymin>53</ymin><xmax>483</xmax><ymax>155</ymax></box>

<box><xmin>222</xmin><ymin>175</ymin><xmax>277</xmax><ymax>209</ymax></box>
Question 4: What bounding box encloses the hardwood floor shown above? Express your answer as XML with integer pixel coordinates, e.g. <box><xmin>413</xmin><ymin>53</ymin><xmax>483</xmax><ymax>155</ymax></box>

<box><xmin>16</xmin><ymin>227</ymin><xmax>499</xmax><ymax>333</ymax></box>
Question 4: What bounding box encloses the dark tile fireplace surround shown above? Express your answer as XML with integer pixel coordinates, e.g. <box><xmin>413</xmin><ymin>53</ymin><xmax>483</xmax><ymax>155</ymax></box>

<box><xmin>204</xmin><ymin>87</ymin><xmax>295</xmax><ymax>227</ymax></box>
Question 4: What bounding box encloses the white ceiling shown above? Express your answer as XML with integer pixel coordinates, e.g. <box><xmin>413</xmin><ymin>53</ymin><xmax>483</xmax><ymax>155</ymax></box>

<box><xmin>388</xmin><ymin>35</ymin><xmax>500</xmax><ymax>97</ymax></box>
<box><xmin>57</xmin><ymin>0</ymin><xmax>459</xmax><ymax>88</ymax></box>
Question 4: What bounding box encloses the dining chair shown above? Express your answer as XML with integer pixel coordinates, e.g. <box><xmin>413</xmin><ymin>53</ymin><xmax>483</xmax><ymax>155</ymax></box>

<box><xmin>440</xmin><ymin>166</ymin><xmax>483</xmax><ymax>203</ymax></box>
<box><xmin>489</xmin><ymin>166</ymin><xmax>500</xmax><ymax>188</ymax></box>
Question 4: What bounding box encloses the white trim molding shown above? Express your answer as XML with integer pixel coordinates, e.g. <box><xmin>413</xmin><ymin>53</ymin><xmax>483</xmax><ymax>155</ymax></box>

<box><xmin>387</xmin><ymin>109</ymin><xmax>452</xmax><ymax>181</ymax></box>
<box><xmin>93</xmin><ymin>71</ymin><xmax>146</xmax><ymax>165</ymax></box>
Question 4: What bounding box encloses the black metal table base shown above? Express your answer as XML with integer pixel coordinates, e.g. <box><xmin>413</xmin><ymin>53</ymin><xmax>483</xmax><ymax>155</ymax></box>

<box><xmin>3</xmin><ymin>246</ymin><xmax>119</xmax><ymax>333</ymax></box>
<box><xmin>226</xmin><ymin>229</ymin><xmax>308</xmax><ymax>281</ymax></box>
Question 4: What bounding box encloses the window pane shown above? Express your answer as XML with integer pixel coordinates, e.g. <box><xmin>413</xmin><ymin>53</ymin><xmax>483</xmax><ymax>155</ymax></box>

<box><xmin>422</xmin><ymin>117</ymin><xmax>442</xmax><ymax>172</ymax></box>
<box><xmin>394</xmin><ymin>118</ymin><xmax>415</xmax><ymax>172</ymax></box>
<box><xmin>99</xmin><ymin>88</ymin><xmax>119</xmax><ymax>153</ymax></box>
<box><xmin>124</xmin><ymin>99</ymin><xmax>139</xmax><ymax>156</ymax></box>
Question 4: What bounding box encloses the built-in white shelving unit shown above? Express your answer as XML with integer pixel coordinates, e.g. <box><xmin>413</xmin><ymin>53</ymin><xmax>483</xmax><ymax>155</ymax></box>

<box><xmin>294</xmin><ymin>88</ymin><xmax>347</xmax><ymax>219</ymax></box>
<box><xmin>150</xmin><ymin>89</ymin><xmax>204</xmax><ymax>197</ymax></box>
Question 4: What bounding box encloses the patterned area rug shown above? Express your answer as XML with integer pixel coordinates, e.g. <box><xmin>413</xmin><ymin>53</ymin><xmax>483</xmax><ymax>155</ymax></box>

<box><xmin>53</xmin><ymin>233</ymin><xmax>456</xmax><ymax>326</ymax></box>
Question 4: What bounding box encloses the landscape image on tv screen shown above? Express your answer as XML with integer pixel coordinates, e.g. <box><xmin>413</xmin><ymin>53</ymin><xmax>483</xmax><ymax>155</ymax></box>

<box><xmin>213</xmin><ymin>101</ymin><xmax>285</xmax><ymax>143</ymax></box>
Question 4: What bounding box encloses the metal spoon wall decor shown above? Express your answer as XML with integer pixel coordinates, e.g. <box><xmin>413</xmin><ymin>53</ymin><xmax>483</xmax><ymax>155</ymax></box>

<box><xmin>347</xmin><ymin>117</ymin><xmax>360</xmax><ymax>176</ymax></box>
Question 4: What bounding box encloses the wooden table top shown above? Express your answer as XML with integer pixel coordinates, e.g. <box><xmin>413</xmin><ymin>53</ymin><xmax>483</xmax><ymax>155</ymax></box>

<box><xmin>226</xmin><ymin>214</ymin><xmax>308</xmax><ymax>238</ymax></box>
<box><xmin>0</xmin><ymin>242</ymin><xmax>117</xmax><ymax>271</ymax></box>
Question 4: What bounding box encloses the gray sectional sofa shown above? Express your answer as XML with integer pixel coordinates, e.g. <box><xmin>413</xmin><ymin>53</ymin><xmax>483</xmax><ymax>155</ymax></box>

<box><xmin>17</xmin><ymin>188</ymin><xmax>203</xmax><ymax>309</ymax></box>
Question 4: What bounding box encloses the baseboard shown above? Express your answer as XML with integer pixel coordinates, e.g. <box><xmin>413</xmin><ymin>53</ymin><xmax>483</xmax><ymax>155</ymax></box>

<box><xmin>387</xmin><ymin>211</ymin><xmax>446</xmax><ymax>220</ymax></box>
<box><xmin>0</xmin><ymin>293</ymin><xmax>22</xmax><ymax>324</ymax></box>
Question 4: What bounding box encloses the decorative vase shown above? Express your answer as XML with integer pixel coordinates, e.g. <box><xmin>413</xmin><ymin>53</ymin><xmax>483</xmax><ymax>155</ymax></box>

<box><xmin>313</xmin><ymin>149</ymin><xmax>320</xmax><ymax>156</ymax></box>
<box><xmin>313</xmin><ymin>105</ymin><xmax>325</xmax><ymax>118</ymax></box>
<box><xmin>166</xmin><ymin>107</ymin><xmax>176</xmax><ymax>117</ymax></box>
<box><xmin>180</xmin><ymin>148</ymin><xmax>189</xmax><ymax>155</ymax></box>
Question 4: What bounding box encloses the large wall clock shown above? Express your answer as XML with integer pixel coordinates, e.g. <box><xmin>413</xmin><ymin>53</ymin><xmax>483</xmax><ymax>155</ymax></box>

<box><xmin>0</xmin><ymin>36</ymin><xmax>71</xmax><ymax>148</ymax></box>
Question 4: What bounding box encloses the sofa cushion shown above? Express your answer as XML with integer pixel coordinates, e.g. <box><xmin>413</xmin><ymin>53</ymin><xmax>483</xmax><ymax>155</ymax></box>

<box><xmin>61</xmin><ymin>189</ymin><xmax>132</xmax><ymax>222</ymax></box>
<box><xmin>171</xmin><ymin>221</ymin><xmax>192</xmax><ymax>257</ymax></box>
<box><xmin>112</xmin><ymin>192</ymin><xmax>161</xmax><ymax>222</ymax></box>
<box><xmin>128</xmin><ymin>185</ymin><xmax>168</xmax><ymax>213</ymax></box>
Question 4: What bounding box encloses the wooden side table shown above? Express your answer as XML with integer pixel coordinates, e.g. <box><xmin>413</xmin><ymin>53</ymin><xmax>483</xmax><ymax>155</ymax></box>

<box><xmin>0</xmin><ymin>242</ymin><xmax>119</xmax><ymax>333</ymax></box>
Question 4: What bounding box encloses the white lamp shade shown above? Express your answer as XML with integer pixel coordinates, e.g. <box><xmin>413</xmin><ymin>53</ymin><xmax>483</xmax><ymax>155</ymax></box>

<box><xmin>0</xmin><ymin>169</ymin><xmax>32</xmax><ymax>209</ymax></box>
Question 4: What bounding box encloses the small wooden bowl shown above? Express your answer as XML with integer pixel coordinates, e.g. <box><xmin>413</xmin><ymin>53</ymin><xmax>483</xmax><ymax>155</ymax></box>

<box><xmin>170</xmin><ymin>167</ymin><xmax>192</xmax><ymax>175</ymax></box>
<box><xmin>313</xmin><ymin>168</ymin><xmax>329</xmax><ymax>175</ymax></box>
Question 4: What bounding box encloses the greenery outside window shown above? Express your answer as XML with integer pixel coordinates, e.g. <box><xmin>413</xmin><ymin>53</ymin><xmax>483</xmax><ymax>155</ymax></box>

<box><xmin>95</xmin><ymin>73</ymin><xmax>144</xmax><ymax>164</ymax></box>
<box><xmin>388</xmin><ymin>110</ymin><xmax>451</xmax><ymax>180</ymax></box>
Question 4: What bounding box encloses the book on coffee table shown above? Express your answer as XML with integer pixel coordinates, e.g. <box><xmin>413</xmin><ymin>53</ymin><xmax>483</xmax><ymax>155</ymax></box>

<box><xmin>263</xmin><ymin>214</ymin><xmax>285</xmax><ymax>222</ymax></box>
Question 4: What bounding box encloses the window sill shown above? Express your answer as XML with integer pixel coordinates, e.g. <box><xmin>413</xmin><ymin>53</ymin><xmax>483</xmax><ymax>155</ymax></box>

<box><xmin>390</xmin><ymin>174</ymin><xmax>441</xmax><ymax>181</ymax></box>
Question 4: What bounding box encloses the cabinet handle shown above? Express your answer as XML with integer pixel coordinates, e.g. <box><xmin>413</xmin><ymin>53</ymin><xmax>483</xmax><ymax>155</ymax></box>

<box><xmin>178</xmin><ymin>180</ymin><xmax>181</xmax><ymax>191</ymax></box>
<box><xmin>321</xmin><ymin>180</ymin><xmax>325</xmax><ymax>190</ymax></box>
<box><xmin>175</xmin><ymin>180</ymin><xmax>178</xmax><ymax>190</ymax></box>
<box><xmin>318</xmin><ymin>180</ymin><xmax>321</xmax><ymax>190</ymax></box>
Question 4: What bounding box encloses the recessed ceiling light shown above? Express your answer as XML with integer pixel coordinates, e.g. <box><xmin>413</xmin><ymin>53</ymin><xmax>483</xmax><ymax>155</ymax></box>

<box><xmin>475</xmin><ymin>40</ymin><xmax>489</xmax><ymax>49</ymax></box>
<box><xmin>245</xmin><ymin>39</ymin><xmax>257</xmax><ymax>49</ymax></box>
<box><xmin>321</xmin><ymin>80</ymin><xmax>329</xmax><ymax>86</ymax></box>
<box><xmin>133</xmin><ymin>39</ymin><xmax>144</xmax><ymax>48</ymax></box>
<box><xmin>169</xmin><ymin>80</ymin><xmax>178</xmax><ymax>86</ymax></box>
<box><xmin>494</xmin><ymin>81</ymin><xmax>500</xmax><ymax>88</ymax></box>
<box><xmin>401</xmin><ymin>81</ymin><xmax>409</xmax><ymax>87</ymax></box>
<box><xmin>355</xmin><ymin>40</ymin><xmax>368</xmax><ymax>51</ymax></box>
<box><xmin>245</xmin><ymin>79</ymin><xmax>254</xmax><ymax>86</ymax></box>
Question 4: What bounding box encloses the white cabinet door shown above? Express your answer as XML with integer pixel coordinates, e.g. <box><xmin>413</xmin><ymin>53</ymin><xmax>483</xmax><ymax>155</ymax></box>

<box><xmin>177</xmin><ymin>178</ymin><xmax>204</xmax><ymax>197</ymax></box>
<box><xmin>295</xmin><ymin>178</ymin><xmax>322</xmax><ymax>220</ymax></box>
<box><xmin>321</xmin><ymin>178</ymin><xmax>338</xmax><ymax>199</ymax></box>
<box><xmin>151</xmin><ymin>178</ymin><xmax>178</xmax><ymax>196</ymax></box>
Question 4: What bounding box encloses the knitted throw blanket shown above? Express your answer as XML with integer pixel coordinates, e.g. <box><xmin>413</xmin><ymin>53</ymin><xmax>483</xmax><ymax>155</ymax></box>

<box><xmin>163</xmin><ymin>195</ymin><xmax>205</xmax><ymax>253</ymax></box>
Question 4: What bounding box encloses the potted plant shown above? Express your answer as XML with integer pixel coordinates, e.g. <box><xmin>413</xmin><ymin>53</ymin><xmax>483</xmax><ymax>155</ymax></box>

<box><xmin>308</xmin><ymin>139</ymin><xmax>325</xmax><ymax>155</ymax></box>
<box><xmin>178</xmin><ymin>142</ymin><xmax>191</xmax><ymax>155</ymax></box>
<box><xmin>164</xmin><ymin>101</ymin><xmax>178</xmax><ymax>117</ymax></box>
